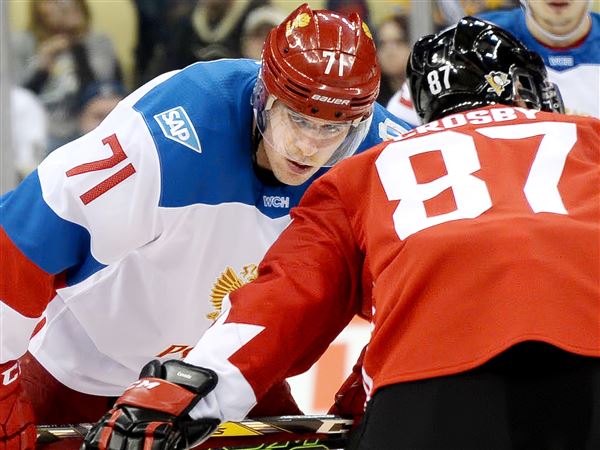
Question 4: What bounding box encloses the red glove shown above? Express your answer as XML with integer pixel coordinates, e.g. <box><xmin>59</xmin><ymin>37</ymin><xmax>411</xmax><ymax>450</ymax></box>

<box><xmin>328</xmin><ymin>346</ymin><xmax>367</xmax><ymax>424</ymax></box>
<box><xmin>248</xmin><ymin>380</ymin><xmax>302</xmax><ymax>417</ymax></box>
<box><xmin>81</xmin><ymin>360</ymin><xmax>220</xmax><ymax>450</ymax></box>
<box><xmin>0</xmin><ymin>361</ymin><xmax>36</xmax><ymax>450</ymax></box>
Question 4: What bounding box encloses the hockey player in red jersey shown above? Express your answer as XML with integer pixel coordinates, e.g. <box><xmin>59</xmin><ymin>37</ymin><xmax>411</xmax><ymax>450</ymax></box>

<box><xmin>81</xmin><ymin>16</ymin><xmax>599</xmax><ymax>450</ymax></box>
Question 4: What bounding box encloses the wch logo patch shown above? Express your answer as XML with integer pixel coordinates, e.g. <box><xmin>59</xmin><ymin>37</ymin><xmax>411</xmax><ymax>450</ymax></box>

<box><xmin>154</xmin><ymin>106</ymin><xmax>201</xmax><ymax>153</ymax></box>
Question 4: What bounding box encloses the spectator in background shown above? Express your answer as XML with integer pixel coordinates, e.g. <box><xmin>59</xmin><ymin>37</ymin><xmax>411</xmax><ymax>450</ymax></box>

<box><xmin>386</xmin><ymin>0</ymin><xmax>516</xmax><ymax>125</ymax></box>
<box><xmin>385</xmin><ymin>78</ymin><xmax>420</xmax><ymax>128</ymax></box>
<box><xmin>479</xmin><ymin>0</ymin><xmax>600</xmax><ymax>118</ymax></box>
<box><xmin>388</xmin><ymin>0</ymin><xmax>600</xmax><ymax>126</ymax></box>
<box><xmin>241</xmin><ymin>5</ymin><xmax>286</xmax><ymax>60</ymax></box>
<box><xmin>155</xmin><ymin>0</ymin><xmax>268</xmax><ymax>73</ymax></box>
<box><xmin>10</xmin><ymin>86</ymin><xmax>48</xmax><ymax>181</ymax></box>
<box><xmin>131</xmin><ymin>0</ymin><xmax>196</xmax><ymax>86</ymax></box>
<box><xmin>375</xmin><ymin>14</ymin><xmax>411</xmax><ymax>106</ymax></box>
<box><xmin>11</xmin><ymin>0</ymin><xmax>122</xmax><ymax>153</ymax></box>
<box><xmin>76</xmin><ymin>80</ymin><xmax>127</xmax><ymax>136</ymax></box>
<box><xmin>435</xmin><ymin>0</ymin><xmax>517</xmax><ymax>30</ymax></box>
<box><xmin>326</xmin><ymin>0</ymin><xmax>371</xmax><ymax>25</ymax></box>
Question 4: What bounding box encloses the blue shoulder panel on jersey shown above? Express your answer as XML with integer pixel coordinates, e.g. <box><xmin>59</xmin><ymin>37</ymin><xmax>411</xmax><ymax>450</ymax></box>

<box><xmin>1</xmin><ymin>172</ymin><xmax>102</xmax><ymax>283</ymax></box>
<box><xmin>478</xmin><ymin>8</ymin><xmax>524</xmax><ymax>32</ymax></box>
<box><xmin>132</xmin><ymin>60</ymin><xmax>411</xmax><ymax>219</ymax></box>
<box><xmin>478</xmin><ymin>9</ymin><xmax>600</xmax><ymax>70</ymax></box>
<box><xmin>133</xmin><ymin>60</ymin><xmax>262</xmax><ymax>206</ymax></box>
<box><xmin>364</xmin><ymin>103</ymin><xmax>412</xmax><ymax>145</ymax></box>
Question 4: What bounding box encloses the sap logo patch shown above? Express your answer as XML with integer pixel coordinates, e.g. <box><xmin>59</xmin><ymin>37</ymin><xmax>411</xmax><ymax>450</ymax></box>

<box><xmin>154</xmin><ymin>106</ymin><xmax>201</xmax><ymax>153</ymax></box>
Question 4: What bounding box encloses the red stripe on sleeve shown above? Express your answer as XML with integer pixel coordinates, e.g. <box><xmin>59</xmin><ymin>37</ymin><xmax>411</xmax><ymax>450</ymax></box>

<box><xmin>399</xmin><ymin>95</ymin><xmax>413</xmax><ymax>108</ymax></box>
<box><xmin>30</xmin><ymin>318</ymin><xmax>47</xmax><ymax>339</ymax></box>
<box><xmin>0</xmin><ymin>227</ymin><xmax>57</xmax><ymax>318</ymax></box>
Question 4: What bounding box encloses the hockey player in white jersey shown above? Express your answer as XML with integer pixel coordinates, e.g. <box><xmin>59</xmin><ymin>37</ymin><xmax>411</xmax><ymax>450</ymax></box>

<box><xmin>387</xmin><ymin>0</ymin><xmax>600</xmax><ymax>126</ymax></box>
<box><xmin>0</xmin><ymin>3</ymin><xmax>411</xmax><ymax>449</ymax></box>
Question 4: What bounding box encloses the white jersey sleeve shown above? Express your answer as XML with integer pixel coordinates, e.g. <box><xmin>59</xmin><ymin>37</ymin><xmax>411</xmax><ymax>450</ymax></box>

<box><xmin>36</xmin><ymin>82</ymin><xmax>169</xmax><ymax>264</ymax></box>
<box><xmin>385</xmin><ymin>82</ymin><xmax>420</xmax><ymax>128</ymax></box>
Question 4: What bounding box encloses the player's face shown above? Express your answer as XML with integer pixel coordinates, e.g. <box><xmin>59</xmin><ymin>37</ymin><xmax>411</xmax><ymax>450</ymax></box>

<box><xmin>257</xmin><ymin>139</ymin><xmax>322</xmax><ymax>186</ymax></box>
<box><xmin>259</xmin><ymin>102</ymin><xmax>351</xmax><ymax>185</ymax></box>
<box><xmin>527</xmin><ymin>0</ymin><xmax>590</xmax><ymax>35</ymax></box>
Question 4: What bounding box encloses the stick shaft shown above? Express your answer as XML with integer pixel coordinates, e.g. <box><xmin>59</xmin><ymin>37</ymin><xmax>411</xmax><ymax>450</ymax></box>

<box><xmin>36</xmin><ymin>415</ymin><xmax>352</xmax><ymax>449</ymax></box>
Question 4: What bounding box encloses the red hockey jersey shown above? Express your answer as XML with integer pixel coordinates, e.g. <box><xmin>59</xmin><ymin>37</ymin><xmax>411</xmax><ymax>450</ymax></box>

<box><xmin>184</xmin><ymin>106</ymin><xmax>600</xmax><ymax>421</ymax></box>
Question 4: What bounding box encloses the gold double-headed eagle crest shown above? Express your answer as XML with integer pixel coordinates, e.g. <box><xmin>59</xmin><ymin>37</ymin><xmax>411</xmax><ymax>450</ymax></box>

<box><xmin>284</xmin><ymin>12</ymin><xmax>373</xmax><ymax>40</ymax></box>
<box><xmin>362</xmin><ymin>22</ymin><xmax>373</xmax><ymax>39</ymax></box>
<box><xmin>207</xmin><ymin>264</ymin><xmax>258</xmax><ymax>320</ymax></box>
<box><xmin>286</xmin><ymin>12</ymin><xmax>311</xmax><ymax>37</ymax></box>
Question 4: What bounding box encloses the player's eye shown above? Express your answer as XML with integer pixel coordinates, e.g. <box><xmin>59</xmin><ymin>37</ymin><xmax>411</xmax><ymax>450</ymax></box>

<box><xmin>289</xmin><ymin>112</ymin><xmax>312</xmax><ymax>128</ymax></box>
<box><xmin>321</xmin><ymin>123</ymin><xmax>346</xmax><ymax>134</ymax></box>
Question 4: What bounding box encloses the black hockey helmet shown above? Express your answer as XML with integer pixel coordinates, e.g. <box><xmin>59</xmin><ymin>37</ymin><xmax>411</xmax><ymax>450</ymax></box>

<box><xmin>407</xmin><ymin>16</ymin><xmax>564</xmax><ymax>123</ymax></box>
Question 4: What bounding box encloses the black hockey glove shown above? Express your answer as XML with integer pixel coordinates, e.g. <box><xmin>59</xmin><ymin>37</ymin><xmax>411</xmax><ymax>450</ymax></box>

<box><xmin>81</xmin><ymin>360</ymin><xmax>220</xmax><ymax>450</ymax></box>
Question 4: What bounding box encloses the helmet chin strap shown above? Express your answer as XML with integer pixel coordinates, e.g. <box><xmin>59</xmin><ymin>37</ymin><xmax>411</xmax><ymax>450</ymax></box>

<box><xmin>521</xmin><ymin>0</ymin><xmax>592</xmax><ymax>44</ymax></box>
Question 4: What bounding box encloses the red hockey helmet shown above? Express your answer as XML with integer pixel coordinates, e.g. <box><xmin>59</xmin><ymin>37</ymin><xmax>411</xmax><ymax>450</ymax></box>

<box><xmin>259</xmin><ymin>2</ymin><xmax>379</xmax><ymax>122</ymax></box>
<box><xmin>252</xmin><ymin>3</ymin><xmax>380</xmax><ymax>167</ymax></box>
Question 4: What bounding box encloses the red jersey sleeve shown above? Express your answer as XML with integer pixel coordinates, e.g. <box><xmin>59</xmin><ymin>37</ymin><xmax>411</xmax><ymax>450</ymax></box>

<box><xmin>0</xmin><ymin>227</ymin><xmax>57</xmax><ymax>363</ymax></box>
<box><xmin>227</xmin><ymin>172</ymin><xmax>364</xmax><ymax>397</ymax></box>
<box><xmin>183</xmin><ymin>170</ymin><xmax>366</xmax><ymax>420</ymax></box>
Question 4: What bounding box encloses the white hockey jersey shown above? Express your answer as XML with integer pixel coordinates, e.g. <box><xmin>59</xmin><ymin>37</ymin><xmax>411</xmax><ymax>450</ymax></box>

<box><xmin>0</xmin><ymin>59</ymin><xmax>410</xmax><ymax>396</ymax></box>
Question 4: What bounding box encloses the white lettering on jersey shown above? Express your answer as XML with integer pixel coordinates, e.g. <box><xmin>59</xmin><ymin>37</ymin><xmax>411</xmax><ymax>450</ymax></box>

<box><xmin>397</xmin><ymin>108</ymin><xmax>539</xmax><ymax>141</ymax></box>
<box><xmin>1</xmin><ymin>362</ymin><xmax>20</xmax><ymax>386</ymax></box>
<box><xmin>263</xmin><ymin>196</ymin><xmax>290</xmax><ymax>208</ymax></box>
<box><xmin>129</xmin><ymin>379</ymin><xmax>161</xmax><ymax>390</ymax></box>
<box><xmin>376</xmin><ymin>122</ymin><xmax>577</xmax><ymax>240</ymax></box>
<box><xmin>379</xmin><ymin>118</ymin><xmax>408</xmax><ymax>141</ymax></box>
<box><xmin>548</xmin><ymin>56</ymin><xmax>574</xmax><ymax>67</ymax></box>
<box><xmin>377</xmin><ymin>130</ymin><xmax>491</xmax><ymax>239</ymax></box>
<box><xmin>477</xmin><ymin>122</ymin><xmax>576</xmax><ymax>214</ymax></box>
<box><xmin>154</xmin><ymin>106</ymin><xmax>202</xmax><ymax>153</ymax></box>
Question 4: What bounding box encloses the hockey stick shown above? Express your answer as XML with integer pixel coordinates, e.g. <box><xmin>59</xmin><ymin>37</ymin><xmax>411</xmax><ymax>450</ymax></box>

<box><xmin>36</xmin><ymin>415</ymin><xmax>353</xmax><ymax>450</ymax></box>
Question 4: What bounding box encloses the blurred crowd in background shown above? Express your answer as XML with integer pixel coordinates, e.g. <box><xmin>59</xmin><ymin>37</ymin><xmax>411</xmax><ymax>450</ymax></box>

<box><xmin>6</xmin><ymin>0</ymin><xmax>599</xmax><ymax>180</ymax></box>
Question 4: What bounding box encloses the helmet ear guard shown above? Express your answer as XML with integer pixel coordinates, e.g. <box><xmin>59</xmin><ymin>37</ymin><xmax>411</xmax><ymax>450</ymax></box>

<box><xmin>509</xmin><ymin>65</ymin><xmax>564</xmax><ymax>114</ymax></box>
<box><xmin>251</xmin><ymin>77</ymin><xmax>275</xmax><ymax>132</ymax></box>
<box><xmin>407</xmin><ymin>16</ymin><xmax>565</xmax><ymax>123</ymax></box>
